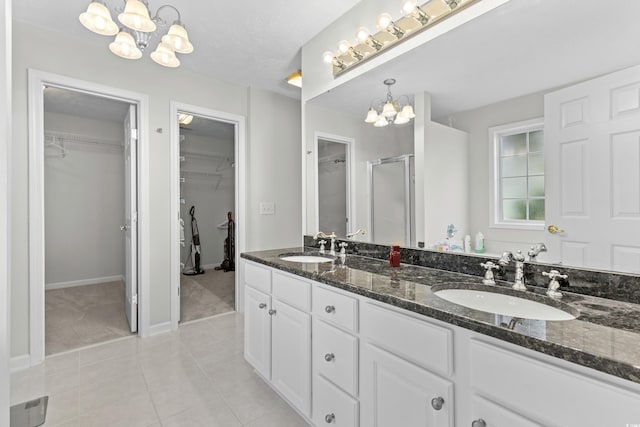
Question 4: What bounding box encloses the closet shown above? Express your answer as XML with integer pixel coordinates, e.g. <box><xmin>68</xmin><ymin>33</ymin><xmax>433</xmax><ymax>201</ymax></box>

<box><xmin>178</xmin><ymin>114</ymin><xmax>236</xmax><ymax>323</ymax></box>
<box><xmin>43</xmin><ymin>86</ymin><xmax>134</xmax><ymax>355</ymax></box>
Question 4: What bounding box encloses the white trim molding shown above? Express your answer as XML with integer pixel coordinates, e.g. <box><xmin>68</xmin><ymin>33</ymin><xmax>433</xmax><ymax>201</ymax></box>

<box><xmin>169</xmin><ymin>101</ymin><xmax>246</xmax><ymax>330</ymax></box>
<box><xmin>45</xmin><ymin>275</ymin><xmax>125</xmax><ymax>290</ymax></box>
<box><xmin>10</xmin><ymin>355</ymin><xmax>31</xmax><ymax>373</ymax></box>
<box><xmin>27</xmin><ymin>69</ymin><xmax>151</xmax><ymax>363</ymax></box>
<box><xmin>488</xmin><ymin>117</ymin><xmax>545</xmax><ymax>231</ymax></box>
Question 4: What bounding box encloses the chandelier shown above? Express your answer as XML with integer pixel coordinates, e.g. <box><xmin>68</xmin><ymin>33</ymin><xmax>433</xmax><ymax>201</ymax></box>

<box><xmin>79</xmin><ymin>0</ymin><xmax>194</xmax><ymax>68</ymax></box>
<box><xmin>364</xmin><ymin>79</ymin><xmax>416</xmax><ymax>127</ymax></box>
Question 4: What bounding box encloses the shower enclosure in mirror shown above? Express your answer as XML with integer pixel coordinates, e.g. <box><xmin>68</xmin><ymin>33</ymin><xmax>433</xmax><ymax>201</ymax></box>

<box><xmin>316</xmin><ymin>134</ymin><xmax>353</xmax><ymax>237</ymax></box>
<box><xmin>368</xmin><ymin>155</ymin><xmax>415</xmax><ymax>247</ymax></box>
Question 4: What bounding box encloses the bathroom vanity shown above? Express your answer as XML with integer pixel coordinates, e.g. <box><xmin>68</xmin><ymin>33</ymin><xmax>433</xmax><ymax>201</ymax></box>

<box><xmin>241</xmin><ymin>247</ymin><xmax>640</xmax><ymax>427</ymax></box>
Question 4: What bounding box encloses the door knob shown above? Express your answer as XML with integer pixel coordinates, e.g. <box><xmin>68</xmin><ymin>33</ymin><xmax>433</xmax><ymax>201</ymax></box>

<box><xmin>120</xmin><ymin>225</ymin><xmax>128</xmax><ymax>231</ymax></box>
<box><xmin>547</xmin><ymin>224</ymin><xmax>564</xmax><ymax>234</ymax></box>
<box><xmin>431</xmin><ymin>396</ymin><xmax>444</xmax><ymax>410</ymax></box>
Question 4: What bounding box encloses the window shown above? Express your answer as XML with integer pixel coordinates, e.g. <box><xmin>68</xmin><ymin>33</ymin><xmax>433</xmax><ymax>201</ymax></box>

<box><xmin>489</xmin><ymin>118</ymin><xmax>545</xmax><ymax>230</ymax></box>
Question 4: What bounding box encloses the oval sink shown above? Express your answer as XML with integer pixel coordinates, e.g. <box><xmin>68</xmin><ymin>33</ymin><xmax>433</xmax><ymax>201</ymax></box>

<box><xmin>279</xmin><ymin>254</ymin><xmax>335</xmax><ymax>263</ymax></box>
<box><xmin>432</xmin><ymin>284</ymin><xmax>577</xmax><ymax>321</ymax></box>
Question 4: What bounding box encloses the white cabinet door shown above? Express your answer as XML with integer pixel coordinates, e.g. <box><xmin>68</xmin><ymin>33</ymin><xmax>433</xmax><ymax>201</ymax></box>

<box><xmin>271</xmin><ymin>298</ymin><xmax>312</xmax><ymax>417</ymax></box>
<box><xmin>360</xmin><ymin>342</ymin><xmax>454</xmax><ymax>427</ymax></box>
<box><xmin>244</xmin><ymin>285</ymin><xmax>271</xmax><ymax>379</ymax></box>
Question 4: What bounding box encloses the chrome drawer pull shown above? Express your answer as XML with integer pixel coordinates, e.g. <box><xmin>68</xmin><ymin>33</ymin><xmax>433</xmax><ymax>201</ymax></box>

<box><xmin>431</xmin><ymin>396</ymin><xmax>444</xmax><ymax>410</ymax></box>
<box><xmin>268</xmin><ymin>309</ymin><xmax>276</xmax><ymax>315</ymax></box>
<box><xmin>325</xmin><ymin>305</ymin><xmax>335</xmax><ymax>313</ymax></box>
<box><xmin>324</xmin><ymin>353</ymin><xmax>335</xmax><ymax>362</ymax></box>
<box><xmin>472</xmin><ymin>419</ymin><xmax>486</xmax><ymax>427</ymax></box>
<box><xmin>325</xmin><ymin>413</ymin><xmax>335</xmax><ymax>423</ymax></box>
<box><xmin>258</xmin><ymin>303</ymin><xmax>267</xmax><ymax>309</ymax></box>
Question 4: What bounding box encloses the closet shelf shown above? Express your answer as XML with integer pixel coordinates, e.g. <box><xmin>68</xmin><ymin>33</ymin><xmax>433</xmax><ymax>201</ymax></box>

<box><xmin>45</xmin><ymin>132</ymin><xmax>123</xmax><ymax>158</ymax></box>
<box><xmin>181</xmin><ymin>169</ymin><xmax>224</xmax><ymax>177</ymax></box>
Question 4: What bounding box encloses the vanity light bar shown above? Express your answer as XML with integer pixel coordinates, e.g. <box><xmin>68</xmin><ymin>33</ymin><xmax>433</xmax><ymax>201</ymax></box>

<box><xmin>323</xmin><ymin>0</ymin><xmax>480</xmax><ymax>76</ymax></box>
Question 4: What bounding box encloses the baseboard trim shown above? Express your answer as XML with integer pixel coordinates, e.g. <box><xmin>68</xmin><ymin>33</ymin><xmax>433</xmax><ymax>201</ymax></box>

<box><xmin>45</xmin><ymin>275</ymin><xmax>124</xmax><ymax>290</ymax></box>
<box><xmin>146</xmin><ymin>321</ymin><xmax>172</xmax><ymax>337</ymax></box>
<box><xmin>10</xmin><ymin>355</ymin><xmax>31</xmax><ymax>373</ymax></box>
<box><xmin>201</xmin><ymin>263</ymin><xmax>218</xmax><ymax>270</ymax></box>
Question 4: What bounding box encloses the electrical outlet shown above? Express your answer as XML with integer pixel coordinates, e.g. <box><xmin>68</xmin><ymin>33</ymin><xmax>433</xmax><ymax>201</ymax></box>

<box><xmin>259</xmin><ymin>202</ymin><xmax>275</xmax><ymax>215</ymax></box>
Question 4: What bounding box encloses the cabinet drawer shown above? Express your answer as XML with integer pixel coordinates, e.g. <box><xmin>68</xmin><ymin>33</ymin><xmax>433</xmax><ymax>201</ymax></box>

<box><xmin>471</xmin><ymin>395</ymin><xmax>542</xmax><ymax>427</ymax></box>
<box><xmin>314</xmin><ymin>320</ymin><xmax>358</xmax><ymax>396</ymax></box>
<box><xmin>313</xmin><ymin>285</ymin><xmax>358</xmax><ymax>333</ymax></box>
<box><xmin>313</xmin><ymin>375</ymin><xmax>358</xmax><ymax>427</ymax></box>
<box><xmin>360</xmin><ymin>302</ymin><xmax>453</xmax><ymax>376</ymax></box>
<box><xmin>470</xmin><ymin>340</ymin><xmax>640</xmax><ymax>426</ymax></box>
<box><xmin>272</xmin><ymin>270</ymin><xmax>311</xmax><ymax>311</ymax></box>
<box><xmin>244</xmin><ymin>261</ymin><xmax>271</xmax><ymax>294</ymax></box>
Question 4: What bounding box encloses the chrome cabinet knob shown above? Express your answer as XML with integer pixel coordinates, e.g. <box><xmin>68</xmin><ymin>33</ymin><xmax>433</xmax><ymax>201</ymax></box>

<box><xmin>324</xmin><ymin>353</ymin><xmax>335</xmax><ymax>362</ymax></box>
<box><xmin>268</xmin><ymin>309</ymin><xmax>276</xmax><ymax>316</ymax></box>
<box><xmin>430</xmin><ymin>396</ymin><xmax>444</xmax><ymax>410</ymax></box>
<box><xmin>325</xmin><ymin>413</ymin><xmax>335</xmax><ymax>423</ymax></box>
<box><xmin>325</xmin><ymin>305</ymin><xmax>335</xmax><ymax>313</ymax></box>
<box><xmin>258</xmin><ymin>303</ymin><xmax>267</xmax><ymax>309</ymax></box>
<box><xmin>120</xmin><ymin>225</ymin><xmax>128</xmax><ymax>231</ymax></box>
<box><xmin>472</xmin><ymin>419</ymin><xmax>487</xmax><ymax>427</ymax></box>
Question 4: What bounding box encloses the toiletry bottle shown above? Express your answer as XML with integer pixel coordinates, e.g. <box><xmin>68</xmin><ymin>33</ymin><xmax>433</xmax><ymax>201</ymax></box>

<box><xmin>389</xmin><ymin>245</ymin><xmax>401</xmax><ymax>267</ymax></box>
<box><xmin>475</xmin><ymin>232</ymin><xmax>485</xmax><ymax>254</ymax></box>
<box><xmin>464</xmin><ymin>235</ymin><xmax>471</xmax><ymax>253</ymax></box>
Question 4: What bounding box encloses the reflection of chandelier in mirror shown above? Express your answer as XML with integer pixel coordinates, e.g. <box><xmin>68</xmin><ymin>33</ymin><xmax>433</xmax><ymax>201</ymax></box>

<box><xmin>323</xmin><ymin>0</ymin><xmax>477</xmax><ymax>76</ymax></box>
<box><xmin>79</xmin><ymin>0</ymin><xmax>194</xmax><ymax>68</ymax></box>
<box><xmin>364</xmin><ymin>79</ymin><xmax>416</xmax><ymax>127</ymax></box>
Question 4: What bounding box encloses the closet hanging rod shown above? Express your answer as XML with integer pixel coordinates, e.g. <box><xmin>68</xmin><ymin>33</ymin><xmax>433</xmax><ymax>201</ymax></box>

<box><xmin>44</xmin><ymin>132</ymin><xmax>123</xmax><ymax>148</ymax></box>
<box><xmin>181</xmin><ymin>169</ymin><xmax>224</xmax><ymax>177</ymax></box>
<box><xmin>180</xmin><ymin>149</ymin><xmax>231</xmax><ymax>162</ymax></box>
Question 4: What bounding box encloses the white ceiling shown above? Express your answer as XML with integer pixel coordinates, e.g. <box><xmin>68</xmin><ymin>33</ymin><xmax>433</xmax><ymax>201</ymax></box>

<box><xmin>12</xmin><ymin>0</ymin><xmax>361</xmax><ymax>99</ymax></box>
<box><xmin>311</xmin><ymin>0</ymin><xmax>640</xmax><ymax>119</ymax></box>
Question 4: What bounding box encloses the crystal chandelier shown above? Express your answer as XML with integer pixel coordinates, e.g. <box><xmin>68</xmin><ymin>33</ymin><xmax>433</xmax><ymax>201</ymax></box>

<box><xmin>364</xmin><ymin>79</ymin><xmax>416</xmax><ymax>127</ymax></box>
<box><xmin>79</xmin><ymin>0</ymin><xmax>194</xmax><ymax>68</ymax></box>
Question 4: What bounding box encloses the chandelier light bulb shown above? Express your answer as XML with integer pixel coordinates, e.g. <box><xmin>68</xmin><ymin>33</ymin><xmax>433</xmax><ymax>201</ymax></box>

<box><xmin>337</xmin><ymin>40</ymin><xmax>351</xmax><ymax>55</ymax></box>
<box><xmin>377</xmin><ymin>12</ymin><xmax>393</xmax><ymax>30</ymax></box>
<box><xmin>322</xmin><ymin>51</ymin><xmax>335</xmax><ymax>64</ymax></box>
<box><xmin>118</xmin><ymin>0</ymin><xmax>156</xmax><ymax>33</ymax></box>
<box><xmin>374</xmin><ymin>114</ymin><xmax>389</xmax><ymax>127</ymax></box>
<box><xmin>79</xmin><ymin>2</ymin><xmax>119</xmax><ymax>36</ymax></box>
<box><xmin>151</xmin><ymin>42</ymin><xmax>180</xmax><ymax>67</ymax></box>
<box><xmin>162</xmin><ymin>23</ymin><xmax>194</xmax><ymax>54</ymax></box>
<box><xmin>394</xmin><ymin>111</ymin><xmax>410</xmax><ymax>125</ymax></box>
<box><xmin>382</xmin><ymin>101</ymin><xmax>398</xmax><ymax>118</ymax></box>
<box><xmin>356</xmin><ymin>27</ymin><xmax>370</xmax><ymax>43</ymax></box>
<box><xmin>109</xmin><ymin>30</ymin><xmax>142</xmax><ymax>59</ymax></box>
<box><xmin>402</xmin><ymin>0</ymin><xmax>418</xmax><ymax>14</ymax></box>
<box><xmin>401</xmin><ymin>104</ymin><xmax>416</xmax><ymax>118</ymax></box>
<box><xmin>364</xmin><ymin>108</ymin><xmax>379</xmax><ymax>124</ymax></box>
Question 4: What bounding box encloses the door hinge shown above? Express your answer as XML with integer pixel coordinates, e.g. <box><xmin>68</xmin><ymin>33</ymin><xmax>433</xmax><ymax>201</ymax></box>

<box><xmin>132</xmin><ymin>294</ymin><xmax>138</xmax><ymax>305</ymax></box>
<box><xmin>178</xmin><ymin>287</ymin><xmax>180</xmax><ymax>296</ymax></box>
<box><xmin>131</xmin><ymin>128</ymin><xmax>138</xmax><ymax>140</ymax></box>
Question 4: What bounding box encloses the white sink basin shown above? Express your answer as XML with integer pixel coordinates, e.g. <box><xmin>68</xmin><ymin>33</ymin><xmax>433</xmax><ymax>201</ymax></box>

<box><xmin>433</xmin><ymin>288</ymin><xmax>576</xmax><ymax>321</ymax></box>
<box><xmin>279</xmin><ymin>255</ymin><xmax>334</xmax><ymax>263</ymax></box>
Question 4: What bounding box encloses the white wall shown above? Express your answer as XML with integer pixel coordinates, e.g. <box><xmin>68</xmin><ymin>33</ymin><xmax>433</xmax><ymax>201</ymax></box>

<box><xmin>180</xmin><ymin>131</ymin><xmax>234</xmax><ymax>267</ymax></box>
<box><xmin>246</xmin><ymin>87</ymin><xmax>302</xmax><ymax>250</ymax></box>
<box><xmin>436</xmin><ymin>90</ymin><xmax>546</xmax><ymax>256</ymax></box>
<box><xmin>11</xmin><ymin>20</ymin><xmax>301</xmax><ymax>358</ymax></box>
<box><xmin>1</xmin><ymin>0</ymin><xmax>12</xmax><ymax>423</ymax></box>
<box><xmin>305</xmin><ymin>103</ymin><xmax>414</xmax><ymax>237</ymax></box>
<box><xmin>44</xmin><ymin>112</ymin><xmax>125</xmax><ymax>287</ymax></box>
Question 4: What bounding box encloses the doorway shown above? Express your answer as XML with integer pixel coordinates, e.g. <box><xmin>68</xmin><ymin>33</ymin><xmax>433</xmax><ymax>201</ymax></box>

<box><xmin>314</xmin><ymin>132</ymin><xmax>355</xmax><ymax>237</ymax></box>
<box><xmin>178</xmin><ymin>113</ymin><xmax>236</xmax><ymax>323</ymax></box>
<box><xmin>170</xmin><ymin>102</ymin><xmax>246</xmax><ymax>328</ymax></box>
<box><xmin>28</xmin><ymin>70</ymin><xmax>150</xmax><ymax>365</ymax></box>
<box><xmin>42</xmin><ymin>87</ymin><xmax>137</xmax><ymax>355</ymax></box>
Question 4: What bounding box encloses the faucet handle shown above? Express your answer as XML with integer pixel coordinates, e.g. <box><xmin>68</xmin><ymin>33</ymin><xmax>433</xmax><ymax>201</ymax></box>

<box><xmin>339</xmin><ymin>242</ymin><xmax>348</xmax><ymax>255</ymax></box>
<box><xmin>480</xmin><ymin>261</ymin><xmax>499</xmax><ymax>285</ymax></box>
<box><xmin>542</xmin><ymin>270</ymin><xmax>568</xmax><ymax>298</ymax></box>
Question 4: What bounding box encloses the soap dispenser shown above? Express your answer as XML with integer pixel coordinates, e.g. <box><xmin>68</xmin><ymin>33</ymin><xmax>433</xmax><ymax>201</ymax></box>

<box><xmin>389</xmin><ymin>245</ymin><xmax>401</xmax><ymax>267</ymax></box>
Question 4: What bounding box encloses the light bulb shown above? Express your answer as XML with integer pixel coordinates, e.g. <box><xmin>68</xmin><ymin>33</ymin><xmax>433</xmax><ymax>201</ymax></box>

<box><xmin>364</xmin><ymin>108</ymin><xmax>379</xmax><ymax>124</ymax></box>
<box><xmin>377</xmin><ymin>12</ymin><xmax>393</xmax><ymax>30</ymax></box>
<box><xmin>401</xmin><ymin>104</ymin><xmax>416</xmax><ymax>119</ymax></box>
<box><xmin>337</xmin><ymin>40</ymin><xmax>350</xmax><ymax>54</ymax></box>
<box><xmin>394</xmin><ymin>111</ymin><xmax>410</xmax><ymax>125</ymax></box>
<box><xmin>95</xmin><ymin>15</ymin><xmax>106</xmax><ymax>30</ymax></box>
<box><xmin>356</xmin><ymin>27</ymin><xmax>370</xmax><ymax>43</ymax></box>
<box><xmin>402</xmin><ymin>0</ymin><xmax>418</xmax><ymax>14</ymax></box>
<box><xmin>374</xmin><ymin>115</ymin><xmax>389</xmax><ymax>127</ymax></box>
<box><xmin>382</xmin><ymin>101</ymin><xmax>398</xmax><ymax>118</ymax></box>
<box><xmin>322</xmin><ymin>51</ymin><xmax>335</xmax><ymax>64</ymax></box>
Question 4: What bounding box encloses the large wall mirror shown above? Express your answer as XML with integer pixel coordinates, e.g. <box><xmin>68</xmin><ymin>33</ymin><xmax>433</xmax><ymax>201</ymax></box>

<box><xmin>304</xmin><ymin>0</ymin><xmax>640</xmax><ymax>275</ymax></box>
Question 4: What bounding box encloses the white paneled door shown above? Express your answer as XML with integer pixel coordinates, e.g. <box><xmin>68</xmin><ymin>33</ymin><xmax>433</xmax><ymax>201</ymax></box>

<box><xmin>124</xmin><ymin>104</ymin><xmax>138</xmax><ymax>333</ymax></box>
<box><xmin>545</xmin><ymin>64</ymin><xmax>640</xmax><ymax>273</ymax></box>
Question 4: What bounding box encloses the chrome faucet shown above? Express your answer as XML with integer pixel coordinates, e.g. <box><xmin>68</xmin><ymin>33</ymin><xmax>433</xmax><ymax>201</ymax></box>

<box><xmin>313</xmin><ymin>231</ymin><xmax>338</xmax><ymax>255</ymax></box>
<box><xmin>318</xmin><ymin>239</ymin><xmax>327</xmax><ymax>254</ymax></box>
<box><xmin>498</xmin><ymin>250</ymin><xmax>527</xmax><ymax>291</ymax></box>
<box><xmin>480</xmin><ymin>261</ymin><xmax>500</xmax><ymax>285</ymax></box>
<box><xmin>542</xmin><ymin>270</ymin><xmax>568</xmax><ymax>298</ymax></box>
<box><xmin>527</xmin><ymin>242</ymin><xmax>547</xmax><ymax>261</ymax></box>
<box><xmin>346</xmin><ymin>229</ymin><xmax>366</xmax><ymax>239</ymax></box>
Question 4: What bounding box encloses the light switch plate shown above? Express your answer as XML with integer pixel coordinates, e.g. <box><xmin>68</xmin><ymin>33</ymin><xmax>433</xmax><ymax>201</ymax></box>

<box><xmin>259</xmin><ymin>202</ymin><xmax>275</xmax><ymax>215</ymax></box>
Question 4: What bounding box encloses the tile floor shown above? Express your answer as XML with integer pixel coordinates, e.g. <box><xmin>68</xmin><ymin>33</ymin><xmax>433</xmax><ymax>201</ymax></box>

<box><xmin>11</xmin><ymin>312</ymin><xmax>309</xmax><ymax>426</ymax></box>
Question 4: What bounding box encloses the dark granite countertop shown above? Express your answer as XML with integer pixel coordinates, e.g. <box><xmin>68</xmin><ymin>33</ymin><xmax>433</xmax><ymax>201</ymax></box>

<box><xmin>242</xmin><ymin>247</ymin><xmax>640</xmax><ymax>385</ymax></box>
